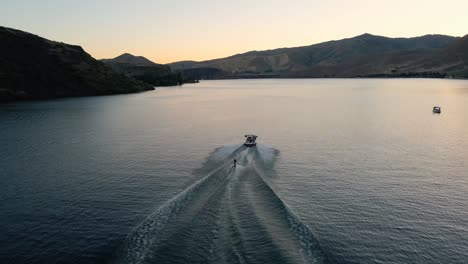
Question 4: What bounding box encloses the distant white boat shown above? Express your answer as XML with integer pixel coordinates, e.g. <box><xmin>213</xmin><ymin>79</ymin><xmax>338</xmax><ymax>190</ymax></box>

<box><xmin>433</xmin><ymin>106</ymin><xmax>441</xmax><ymax>113</ymax></box>
<box><xmin>244</xmin><ymin>134</ymin><xmax>257</xmax><ymax>147</ymax></box>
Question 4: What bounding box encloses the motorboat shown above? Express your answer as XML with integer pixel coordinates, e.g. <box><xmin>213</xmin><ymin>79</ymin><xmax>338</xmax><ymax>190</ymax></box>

<box><xmin>244</xmin><ymin>134</ymin><xmax>257</xmax><ymax>147</ymax></box>
<box><xmin>433</xmin><ymin>106</ymin><xmax>441</xmax><ymax>113</ymax></box>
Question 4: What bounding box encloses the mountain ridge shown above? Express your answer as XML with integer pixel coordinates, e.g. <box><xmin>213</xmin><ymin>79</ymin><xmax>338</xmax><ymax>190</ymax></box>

<box><xmin>169</xmin><ymin>33</ymin><xmax>467</xmax><ymax>79</ymax></box>
<box><xmin>101</xmin><ymin>53</ymin><xmax>185</xmax><ymax>86</ymax></box>
<box><xmin>101</xmin><ymin>53</ymin><xmax>160</xmax><ymax>67</ymax></box>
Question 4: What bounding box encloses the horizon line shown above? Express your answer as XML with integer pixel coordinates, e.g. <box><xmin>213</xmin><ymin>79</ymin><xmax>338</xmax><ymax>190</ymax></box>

<box><xmin>98</xmin><ymin>31</ymin><xmax>465</xmax><ymax>65</ymax></box>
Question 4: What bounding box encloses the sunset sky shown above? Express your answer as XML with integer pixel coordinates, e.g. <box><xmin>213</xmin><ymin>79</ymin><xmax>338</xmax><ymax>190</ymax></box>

<box><xmin>1</xmin><ymin>0</ymin><xmax>467</xmax><ymax>64</ymax></box>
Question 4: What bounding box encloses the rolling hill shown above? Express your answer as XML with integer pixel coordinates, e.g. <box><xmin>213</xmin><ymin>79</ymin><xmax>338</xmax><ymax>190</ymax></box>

<box><xmin>101</xmin><ymin>53</ymin><xmax>158</xmax><ymax>67</ymax></box>
<box><xmin>0</xmin><ymin>26</ymin><xmax>152</xmax><ymax>102</ymax></box>
<box><xmin>170</xmin><ymin>33</ymin><xmax>467</xmax><ymax>79</ymax></box>
<box><xmin>101</xmin><ymin>53</ymin><xmax>185</xmax><ymax>86</ymax></box>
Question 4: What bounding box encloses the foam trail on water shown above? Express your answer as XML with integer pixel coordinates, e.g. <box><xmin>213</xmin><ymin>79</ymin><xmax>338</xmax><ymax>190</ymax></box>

<box><xmin>114</xmin><ymin>144</ymin><xmax>329</xmax><ymax>264</ymax></box>
<box><xmin>116</xmin><ymin>154</ymin><xmax>237</xmax><ymax>263</ymax></box>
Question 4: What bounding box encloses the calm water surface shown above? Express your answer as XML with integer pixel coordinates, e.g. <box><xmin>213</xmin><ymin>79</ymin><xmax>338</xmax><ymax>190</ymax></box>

<box><xmin>1</xmin><ymin>79</ymin><xmax>467</xmax><ymax>263</ymax></box>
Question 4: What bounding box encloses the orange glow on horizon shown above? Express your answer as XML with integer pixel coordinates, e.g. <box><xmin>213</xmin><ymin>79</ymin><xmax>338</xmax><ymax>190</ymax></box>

<box><xmin>2</xmin><ymin>0</ymin><xmax>467</xmax><ymax>64</ymax></box>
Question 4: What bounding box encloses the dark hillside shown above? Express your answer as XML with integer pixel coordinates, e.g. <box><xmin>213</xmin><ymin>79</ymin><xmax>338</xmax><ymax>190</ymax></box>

<box><xmin>102</xmin><ymin>53</ymin><xmax>186</xmax><ymax>86</ymax></box>
<box><xmin>0</xmin><ymin>26</ymin><xmax>152</xmax><ymax>102</ymax></box>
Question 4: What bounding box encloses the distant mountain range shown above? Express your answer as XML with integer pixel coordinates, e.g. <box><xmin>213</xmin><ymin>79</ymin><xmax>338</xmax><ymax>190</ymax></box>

<box><xmin>101</xmin><ymin>53</ymin><xmax>188</xmax><ymax>87</ymax></box>
<box><xmin>1</xmin><ymin>26</ymin><xmax>467</xmax><ymax>102</ymax></box>
<box><xmin>0</xmin><ymin>26</ymin><xmax>153</xmax><ymax>102</ymax></box>
<box><xmin>170</xmin><ymin>33</ymin><xmax>468</xmax><ymax>79</ymax></box>
<box><xmin>101</xmin><ymin>53</ymin><xmax>159</xmax><ymax>67</ymax></box>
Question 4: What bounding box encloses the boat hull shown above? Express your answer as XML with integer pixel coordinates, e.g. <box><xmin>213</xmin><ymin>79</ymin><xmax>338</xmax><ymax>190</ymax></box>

<box><xmin>244</xmin><ymin>143</ymin><xmax>256</xmax><ymax>147</ymax></box>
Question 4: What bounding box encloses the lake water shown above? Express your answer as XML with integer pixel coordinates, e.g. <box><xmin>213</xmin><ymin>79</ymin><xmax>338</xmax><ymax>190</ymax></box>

<box><xmin>1</xmin><ymin>79</ymin><xmax>468</xmax><ymax>264</ymax></box>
